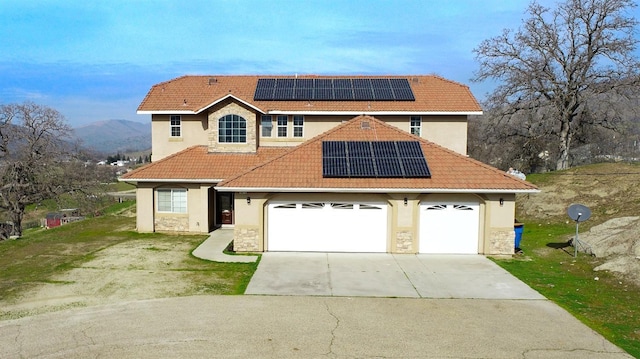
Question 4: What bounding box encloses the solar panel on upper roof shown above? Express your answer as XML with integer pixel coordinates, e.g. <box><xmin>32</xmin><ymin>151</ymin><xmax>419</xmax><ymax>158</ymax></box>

<box><xmin>333</xmin><ymin>79</ymin><xmax>352</xmax><ymax>88</ymax></box>
<box><xmin>322</xmin><ymin>140</ymin><xmax>430</xmax><ymax>178</ymax></box>
<box><xmin>315</xmin><ymin>79</ymin><xmax>333</xmax><ymax>88</ymax></box>
<box><xmin>254</xmin><ymin>78</ymin><xmax>415</xmax><ymax>101</ymax></box>
<box><xmin>296</xmin><ymin>78</ymin><xmax>314</xmax><ymax>88</ymax></box>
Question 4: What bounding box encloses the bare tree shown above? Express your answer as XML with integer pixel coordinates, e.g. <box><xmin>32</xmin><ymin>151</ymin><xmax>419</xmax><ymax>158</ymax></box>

<box><xmin>473</xmin><ymin>0</ymin><xmax>640</xmax><ymax>170</ymax></box>
<box><xmin>0</xmin><ymin>102</ymin><xmax>78</xmax><ymax>237</ymax></box>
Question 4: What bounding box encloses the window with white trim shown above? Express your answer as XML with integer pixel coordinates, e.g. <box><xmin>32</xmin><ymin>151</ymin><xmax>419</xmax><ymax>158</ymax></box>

<box><xmin>277</xmin><ymin>115</ymin><xmax>288</xmax><ymax>137</ymax></box>
<box><xmin>157</xmin><ymin>188</ymin><xmax>187</xmax><ymax>213</ymax></box>
<box><xmin>261</xmin><ymin>115</ymin><xmax>273</xmax><ymax>137</ymax></box>
<box><xmin>410</xmin><ymin>116</ymin><xmax>421</xmax><ymax>136</ymax></box>
<box><xmin>170</xmin><ymin>115</ymin><xmax>181</xmax><ymax>137</ymax></box>
<box><xmin>218</xmin><ymin>114</ymin><xmax>247</xmax><ymax>143</ymax></box>
<box><xmin>293</xmin><ymin>115</ymin><xmax>304</xmax><ymax>137</ymax></box>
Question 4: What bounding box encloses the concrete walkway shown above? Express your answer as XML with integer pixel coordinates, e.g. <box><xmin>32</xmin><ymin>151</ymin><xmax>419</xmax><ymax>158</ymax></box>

<box><xmin>191</xmin><ymin>228</ymin><xmax>258</xmax><ymax>263</ymax></box>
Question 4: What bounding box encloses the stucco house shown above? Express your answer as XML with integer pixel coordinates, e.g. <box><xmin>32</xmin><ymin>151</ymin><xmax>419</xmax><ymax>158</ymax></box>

<box><xmin>121</xmin><ymin>75</ymin><xmax>538</xmax><ymax>255</ymax></box>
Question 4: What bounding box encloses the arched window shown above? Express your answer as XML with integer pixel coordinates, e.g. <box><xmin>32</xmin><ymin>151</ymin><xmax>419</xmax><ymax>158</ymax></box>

<box><xmin>218</xmin><ymin>114</ymin><xmax>247</xmax><ymax>143</ymax></box>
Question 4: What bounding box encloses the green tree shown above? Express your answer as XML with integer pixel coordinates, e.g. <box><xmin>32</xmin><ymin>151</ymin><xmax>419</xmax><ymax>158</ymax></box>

<box><xmin>473</xmin><ymin>0</ymin><xmax>640</xmax><ymax>170</ymax></box>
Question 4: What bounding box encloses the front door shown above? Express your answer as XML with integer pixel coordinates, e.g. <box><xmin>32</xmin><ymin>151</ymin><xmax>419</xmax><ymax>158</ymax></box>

<box><xmin>215</xmin><ymin>191</ymin><xmax>234</xmax><ymax>226</ymax></box>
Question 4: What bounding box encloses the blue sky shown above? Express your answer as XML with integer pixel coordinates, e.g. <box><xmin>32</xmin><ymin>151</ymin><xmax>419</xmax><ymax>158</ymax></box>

<box><xmin>1</xmin><ymin>0</ymin><xmax>636</xmax><ymax>126</ymax></box>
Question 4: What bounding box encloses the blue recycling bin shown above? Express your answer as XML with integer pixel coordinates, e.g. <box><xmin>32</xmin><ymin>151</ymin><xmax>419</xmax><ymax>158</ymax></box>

<box><xmin>514</xmin><ymin>223</ymin><xmax>524</xmax><ymax>250</ymax></box>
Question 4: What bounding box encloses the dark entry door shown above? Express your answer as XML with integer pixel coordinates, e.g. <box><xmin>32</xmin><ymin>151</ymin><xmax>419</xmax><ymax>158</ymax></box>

<box><xmin>216</xmin><ymin>191</ymin><xmax>234</xmax><ymax>225</ymax></box>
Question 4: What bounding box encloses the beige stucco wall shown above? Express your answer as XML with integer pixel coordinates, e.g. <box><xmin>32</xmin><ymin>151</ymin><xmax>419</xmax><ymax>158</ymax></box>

<box><xmin>259</xmin><ymin>114</ymin><xmax>468</xmax><ymax>155</ymax></box>
<box><xmin>482</xmin><ymin>193</ymin><xmax>517</xmax><ymax>255</ymax></box>
<box><xmin>133</xmin><ymin>182</ymin><xmax>212</xmax><ymax>234</ymax></box>
<box><xmin>384</xmin><ymin>115</ymin><xmax>468</xmax><ymax>155</ymax></box>
<box><xmin>151</xmin><ymin>114</ymin><xmax>209</xmax><ymax>161</ymax></box>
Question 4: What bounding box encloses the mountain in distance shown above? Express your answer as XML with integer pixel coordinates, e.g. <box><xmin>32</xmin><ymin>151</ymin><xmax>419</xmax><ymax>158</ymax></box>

<box><xmin>73</xmin><ymin>119</ymin><xmax>151</xmax><ymax>155</ymax></box>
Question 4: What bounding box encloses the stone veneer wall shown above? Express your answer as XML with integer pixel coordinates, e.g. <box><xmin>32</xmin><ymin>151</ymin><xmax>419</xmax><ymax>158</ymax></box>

<box><xmin>233</xmin><ymin>227</ymin><xmax>260</xmax><ymax>252</ymax></box>
<box><xmin>155</xmin><ymin>216</ymin><xmax>189</xmax><ymax>232</ymax></box>
<box><xmin>395</xmin><ymin>231</ymin><xmax>414</xmax><ymax>253</ymax></box>
<box><xmin>487</xmin><ymin>228</ymin><xmax>515</xmax><ymax>255</ymax></box>
<box><xmin>207</xmin><ymin>102</ymin><xmax>256</xmax><ymax>153</ymax></box>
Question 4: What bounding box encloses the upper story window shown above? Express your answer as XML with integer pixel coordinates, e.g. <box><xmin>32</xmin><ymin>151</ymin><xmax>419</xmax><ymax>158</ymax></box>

<box><xmin>261</xmin><ymin>115</ymin><xmax>273</xmax><ymax>137</ymax></box>
<box><xmin>170</xmin><ymin>115</ymin><xmax>181</xmax><ymax>137</ymax></box>
<box><xmin>293</xmin><ymin>115</ymin><xmax>304</xmax><ymax>137</ymax></box>
<box><xmin>410</xmin><ymin>116</ymin><xmax>421</xmax><ymax>136</ymax></box>
<box><xmin>157</xmin><ymin>188</ymin><xmax>187</xmax><ymax>213</ymax></box>
<box><xmin>277</xmin><ymin>115</ymin><xmax>288</xmax><ymax>137</ymax></box>
<box><xmin>218</xmin><ymin>114</ymin><xmax>247</xmax><ymax>143</ymax></box>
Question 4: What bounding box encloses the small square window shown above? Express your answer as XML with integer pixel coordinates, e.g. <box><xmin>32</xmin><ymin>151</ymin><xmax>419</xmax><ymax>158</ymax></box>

<box><xmin>293</xmin><ymin>115</ymin><xmax>304</xmax><ymax>137</ymax></box>
<box><xmin>170</xmin><ymin>115</ymin><xmax>181</xmax><ymax>137</ymax></box>
<box><xmin>410</xmin><ymin>116</ymin><xmax>421</xmax><ymax>136</ymax></box>
<box><xmin>277</xmin><ymin>115</ymin><xmax>288</xmax><ymax>137</ymax></box>
<box><xmin>261</xmin><ymin>115</ymin><xmax>273</xmax><ymax>137</ymax></box>
<box><xmin>157</xmin><ymin>188</ymin><xmax>187</xmax><ymax>213</ymax></box>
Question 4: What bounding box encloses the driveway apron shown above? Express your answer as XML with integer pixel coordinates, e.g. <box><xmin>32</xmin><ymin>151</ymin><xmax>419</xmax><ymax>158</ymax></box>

<box><xmin>246</xmin><ymin>253</ymin><xmax>545</xmax><ymax>299</ymax></box>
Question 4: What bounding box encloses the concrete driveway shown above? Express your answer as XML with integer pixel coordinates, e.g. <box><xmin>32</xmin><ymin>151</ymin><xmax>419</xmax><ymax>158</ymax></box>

<box><xmin>246</xmin><ymin>253</ymin><xmax>545</xmax><ymax>299</ymax></box>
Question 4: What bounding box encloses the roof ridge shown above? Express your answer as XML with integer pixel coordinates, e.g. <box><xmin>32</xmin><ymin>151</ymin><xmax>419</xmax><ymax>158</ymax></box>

<box><xmin>120</xmin><ymin>145</ymin><xmax>205</xmax><ymax>179</ymax></box>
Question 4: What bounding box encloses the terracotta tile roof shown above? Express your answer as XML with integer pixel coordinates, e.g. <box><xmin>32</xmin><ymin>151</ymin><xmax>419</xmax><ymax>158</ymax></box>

<box><xmin>218</xmin><ymin>116</ymin><xmax>538</xmax><ymax>192</ymax></box>
<box><xmin>120</xmin><ymin>146</ymin><xmax>289</xmax><ymax>182</ymax></box>
<box><xmin>138</xmin><ymin>75</ymin><xmax>482</xmax><ymax>114</ymax></box>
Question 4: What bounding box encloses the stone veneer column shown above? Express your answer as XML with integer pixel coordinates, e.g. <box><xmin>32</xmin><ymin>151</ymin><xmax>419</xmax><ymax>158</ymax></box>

<box><xmin>208</xmin><ymin>102</ymin><xmax>256</xmax><ymax>153</ymax></box>
<box><xmin>487</xmin><ymin>228</ymin><xmax>515</xmax><ymax>255</ymax></box>
<box><xmin>395</xmin><ymin>230</ymin><xmax>414</xmax><ymax>253</ymax></box>
<box><xmin>233</xmin><ymin>226</ymin><xmax>260</xmax><ymax>252</ymax></box>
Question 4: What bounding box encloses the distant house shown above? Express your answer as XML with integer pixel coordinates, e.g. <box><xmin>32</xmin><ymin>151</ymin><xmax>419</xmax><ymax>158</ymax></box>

<box><xmin>121</xmin><ymin>75</ymin><xmax>538</xmax><ymax>255</ymax></box>
<box><xmin>45</xmin><ymin>209</ymin><xmax>83</xmax><ymax>229</ymax></box>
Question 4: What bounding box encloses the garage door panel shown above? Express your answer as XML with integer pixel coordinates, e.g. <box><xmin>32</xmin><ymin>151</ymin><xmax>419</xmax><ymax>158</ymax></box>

<box><xmin>268</xmin><ymin>202</ymin><xmax>387</xmax><ymax>252</ymax></box>
<box><xmin>419</xmin><ymin>201</ymin><xmax>479</xmax><ymax>254</ymax></box>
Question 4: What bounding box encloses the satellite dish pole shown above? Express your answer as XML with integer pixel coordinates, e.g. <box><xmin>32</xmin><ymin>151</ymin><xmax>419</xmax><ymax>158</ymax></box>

<box><xmin>567</xmin><ymin>204</ymin><xmax>592</xmax><ymax>258</ymax></box>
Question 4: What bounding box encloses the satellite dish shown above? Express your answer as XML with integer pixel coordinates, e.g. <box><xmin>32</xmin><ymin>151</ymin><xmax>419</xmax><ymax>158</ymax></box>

<box><xmin>567</xmin><ymin>203</ymin><xmax>591</xmax><ymax>222</ymax></box>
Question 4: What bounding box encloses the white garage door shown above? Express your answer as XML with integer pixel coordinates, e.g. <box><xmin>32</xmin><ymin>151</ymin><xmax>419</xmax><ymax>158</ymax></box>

<box><xmin>419</xmin><ymin>201</ymin><xmax>479</xmax><ymax>254</ymax></box>
<box><xmin>268</xmin><ymin>202</ymin><xmax>387</xmax><ymax>252</ymax></box>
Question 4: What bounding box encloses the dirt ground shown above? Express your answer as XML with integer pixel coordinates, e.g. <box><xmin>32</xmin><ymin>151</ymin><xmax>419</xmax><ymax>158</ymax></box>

<box><xmin>0</xmin><ymin>239</ymin><xmax>205</xmax><ymax>320</ymax></box>
<box><xmin>517</xmin><ymin>163</ymin><xmax>640</xmax><ymax>286</ymax></box>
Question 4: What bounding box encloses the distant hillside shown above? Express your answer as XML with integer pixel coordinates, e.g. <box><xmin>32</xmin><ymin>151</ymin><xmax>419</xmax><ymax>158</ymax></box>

<box><xmin>73</xmin><ymin>119</ymin><xmax>151</xmax><ymax>154</ymax></box>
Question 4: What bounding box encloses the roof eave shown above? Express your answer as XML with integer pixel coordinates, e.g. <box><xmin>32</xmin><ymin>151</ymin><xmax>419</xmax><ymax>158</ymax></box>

<box><xmin>118</xmin><ymin>178</ymin><xmax>223</xmax><ymax>184</ymax></box>
<box><xmin>214</xmin><ymin>186</ymin><xmax>540</xmax><ymax>194</ymax></box>
<box><xmin>137</xmin><ymin>94</ymin><xmax>265</xmax><ymax>115</ymax></box>
<box><xmin>266</xmin><ymin>110</ymin><xmax>483</xmax><ymax>116</ymax></box>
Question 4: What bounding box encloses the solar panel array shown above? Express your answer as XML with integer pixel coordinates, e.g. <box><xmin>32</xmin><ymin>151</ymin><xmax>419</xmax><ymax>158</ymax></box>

<box><xmin>254</xmin><ymin>78</ymin><xmax>415</xmax><ymax>101</ymax></box>
<box><xmin>322</xmin><ymin>141</ymin><xmax>431</xmax><ymax>178</ymax></box>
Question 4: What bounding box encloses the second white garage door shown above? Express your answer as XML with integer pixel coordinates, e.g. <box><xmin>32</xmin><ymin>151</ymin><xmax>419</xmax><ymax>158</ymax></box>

<box><xmin>419</xmin><ymin>201</ymin><xmax>480</xmax><ymax>254</ymax></box>
<box><xmin>267</xmin><ymin>202</ymin><xmax>387</xmax><ymax>252</ymax></box>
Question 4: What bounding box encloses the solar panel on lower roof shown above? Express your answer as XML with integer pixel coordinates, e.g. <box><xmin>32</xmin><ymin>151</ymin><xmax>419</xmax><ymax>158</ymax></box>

<box><xmin>392</xmin><ymin>87</ymin><xmax>415</xmax><ymax>101</ymax></box>
<box><xmin>323</xmin><ymin>157</ymin><xmax>349</xmax><ymax>177</ymax></box>
<box><xmin>371</xmin><ymin>78</ymin><xmax>391</xmax><ymax>89</ymax></box>
<box><xmin>347</xmin><ymin>141</ymin><xmax>372</xmax><ymax>158</ymax></box>
<box><xmin>375</xmin><ymin>157</ymin><xmax>403</xmax><ymax>177</ymax></box>
<box><xmin>277</xmin><ymin>79</ymin><xmax>295</xmax><ymax>88</ymax></box>
<box><xmin>401</xmin><ymin>158</ymin><xmax>431</xmax><ymax>177</ymax></box>
<box><xmin>273</xmin><ymin>87</ymin><xmax>294</xmax><ymax>100</ymax></box>
<box><xmin>315</xmin><ymin>79</ymin><xmax>333</xmax><ymax>88</ymax></box>
<box><xmin>322</xmin><ymin>141</ymin><xmax>430</xmax><ymax>179</ymax></box>
<box><xmin>396</xmin><ymin>141</ymin><xmax>424</xmax><ymax>157</ymax></box>
<box><xmin>349</xmin><ymin>157</ymin><xmax>376</xmax><ymax>177</ymax></box>
<box><xmin>373</xmin><ymin>88</ymin><xmax>394</xmax><ymax>100</ymax></box>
